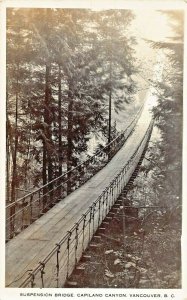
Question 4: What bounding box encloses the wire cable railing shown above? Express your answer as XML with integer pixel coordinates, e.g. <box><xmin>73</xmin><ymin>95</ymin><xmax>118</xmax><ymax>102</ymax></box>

<box><xmin>6</xmin><ymin>104</ymin><xmax>144</xmax><ymax>240</ymax></box>
<box><xmin>16</xmin><ymin>118</ymin><xmax>154</xmax><ymax>288</ymax></box>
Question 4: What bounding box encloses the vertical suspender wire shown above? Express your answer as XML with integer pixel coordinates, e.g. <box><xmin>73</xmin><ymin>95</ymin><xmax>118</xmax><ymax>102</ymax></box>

<box><xmin>105</xmin><ymin>190</ymin><xmax>108</xmax><ymax>216</ymax></box>
<box><xmin>56</xmin><ymin>243</ymin><xmax>61</xmax><ymax>288</ymax></box>
<box><xmin>30</xmin><ymin>273</ymin><xmax>35</xmax><ymax>288</ymax></box>
<box><xmin>92</xmin><ymin>203</ymin><xmax>96</xmax><ymax>235</ymax></box>
<box><xmin>66</xmin><ymin>231</ymin><xmax>72</xmax><ymax>278</ymax></box>
<box><xmin>82</xmin><ymin>214</ymin><xmax>86</xmax><ymax>252</ymax></box>
<box><xmin>30</xmin><ymin>194</ymin><xmax>33</xmax><ymax>224</ymax></box>
<box><xmin>109</xmin><ymin>185</ymin><xmax>112</xmax><ymax>210</ymax></box>
<box><xmin>21</xmin><ymin>200</ymin><xmax>24</xmax><ymax>231</ymax></box>
<box><xmin>88</xmin><ymin>207</ymin><xmax>92</xmax><ymax>242</ymax></box>
<box><xmin>111</xmin><ymin>182</ymin><xmax>114</xmax><ymax>206</ymax></box>
<box><xmin>75</xmin><ymin>223</ymin><xmax>79</xmax><ymax>265</ymax></box>
<box><xmin>102</xmin><ymin>193</ymin><xmax>105</xmax><ymax>221</ymax></box>
<box><xmin>98</xmin><ymin>197</ymin><xmax>101</xmax><ymax>227</ymax></box>
<box><xmin>39</xmin><ymin>262</ymin><xmax>45</xmax><ymax>288</ymax></box>
<box><xmin>38</xmin><ymin>189</ymin><xmax>41</xmax><ymax>217</ymax></box>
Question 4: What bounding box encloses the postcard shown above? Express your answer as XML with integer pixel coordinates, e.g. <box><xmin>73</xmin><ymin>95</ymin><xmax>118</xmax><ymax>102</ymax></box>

<box><xmin>0</xmin><ymin>0</ymin><xmax>186</xmax><ymax>299</ymax></box>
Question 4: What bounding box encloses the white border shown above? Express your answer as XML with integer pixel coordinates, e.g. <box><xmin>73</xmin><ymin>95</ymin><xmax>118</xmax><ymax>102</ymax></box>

<box><xmin>1</xmin><ymin>0</ymin><xmax>186</xmax><ymax>10</ymax></box>
<box><xmin>0</xmin><ymin>1</ymin><xmax>186</xmax><ymax>299</ymax></box>
<box><xmin>182</xmin><ymin>0</ymin><xmax>187</xmax><ymax>298</ymax></box>
<box><xmin>0</xmin><ymin>0</ymin><xmax>7</xmax><ymax>290</ymax></box>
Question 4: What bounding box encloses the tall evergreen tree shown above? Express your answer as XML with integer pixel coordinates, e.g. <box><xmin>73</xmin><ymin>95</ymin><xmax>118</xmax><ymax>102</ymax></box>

<box><xmin>92</xmin><ymin>10</ymin><xmax>137</xmax><ymax>144</ymax></box>
<box><xmin>6</xmin><ymin>8</ymin><xmax>138</xmax><ymax>201</ymax></box>
<box><xmin>148</xmin><ymin>11</ymin><xmax>183</xmax><ymax>211</ymax></box>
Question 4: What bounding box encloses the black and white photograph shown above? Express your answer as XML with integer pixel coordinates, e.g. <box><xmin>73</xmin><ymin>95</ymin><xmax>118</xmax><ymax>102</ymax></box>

<box><xmin>0</xmin><ymin>0</ymin><xmax>186</xmax><ymax>298</ymax></box>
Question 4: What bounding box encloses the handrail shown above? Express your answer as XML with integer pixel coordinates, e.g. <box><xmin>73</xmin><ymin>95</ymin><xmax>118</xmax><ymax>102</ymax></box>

<box><xmin>6</xmin><ymin>103</ymin><xmax>145</xmax><ymax>240</ymax></box>
<box><xmin>18</xmin><ymin>118</ymin><xmax>154</xmax><ymax>288</ymax></box>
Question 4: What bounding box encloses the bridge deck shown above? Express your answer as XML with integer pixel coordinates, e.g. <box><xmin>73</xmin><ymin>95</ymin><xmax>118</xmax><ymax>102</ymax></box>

<box><xmin>6</xmin><ymin>101</ymin><xmax>152</xmax><ymax>287</ymax></box>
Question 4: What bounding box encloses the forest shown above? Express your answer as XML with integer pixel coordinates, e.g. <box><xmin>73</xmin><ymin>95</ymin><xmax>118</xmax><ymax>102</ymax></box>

<box><xmin>6</xmin><ymin>8</ymin><xmax>183</xmax><ymax>288</ymax></box>
<box><xmin>6</xmin><ymin>8</ymin><xmax>138</xmax><ymax>204</ymax></box>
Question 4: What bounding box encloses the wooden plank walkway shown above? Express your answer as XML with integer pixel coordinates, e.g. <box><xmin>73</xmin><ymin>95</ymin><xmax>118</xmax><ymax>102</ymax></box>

<box><xmin>6</xmin><ymin>100</ymin><xmax>152</xmax><ymax>288</ymax></box>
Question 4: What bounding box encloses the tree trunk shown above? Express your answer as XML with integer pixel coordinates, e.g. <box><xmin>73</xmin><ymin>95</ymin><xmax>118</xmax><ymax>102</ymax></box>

<box><xmin>67</xmin><ymin>85</ymin><xmax>73</xmax><ymax>194</ymax></box>
<box><xmin>10</xmin><ymin>69</ymin><xmax>19</xmax><ymax>236</ymax></box>
<box><xmin>58</xmin><ymin>64</ymin><xmax>63</xmax><ymax>177</ymax></box>
<box><xmin>43</xmin><ymin>64</ymin><xmax>53</xmax><ymax>210</ymax></box>
<box><xmin>24</xmin><ymin>109</ymin><xmax>32</xmax><ymax>191</ymax></box>
<box><xmin>108</xmin><ymin>60</ymin><xmax>112</xmax><ymax>160</ymax></box>
<box><xmin>43</xmin><ymin>64</ymin><xmax>50</xmax><ymax>185</ymax></box>
<box><xmin>108</xmin><ymin>89</ymin><xmax>112</xmax><ymax>145</ymax></box>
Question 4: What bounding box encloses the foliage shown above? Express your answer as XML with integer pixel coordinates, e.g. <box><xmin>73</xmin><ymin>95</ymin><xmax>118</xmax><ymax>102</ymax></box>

<box><xmin>6</xmin><ymin>8</ymin><xmax>137</xmax><ymax>201</ymax></box>
<box><xmin>146</xmin><ymin>11</ymin><xmax>183</xmax><ymax>209</ymax></box>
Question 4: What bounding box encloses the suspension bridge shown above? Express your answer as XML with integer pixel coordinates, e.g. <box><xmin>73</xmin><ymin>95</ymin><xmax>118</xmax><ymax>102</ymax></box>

<box><xmin>5</xmin><ymin>98</ymin><xmax>154</xmax><ymax>288</ymax></box>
